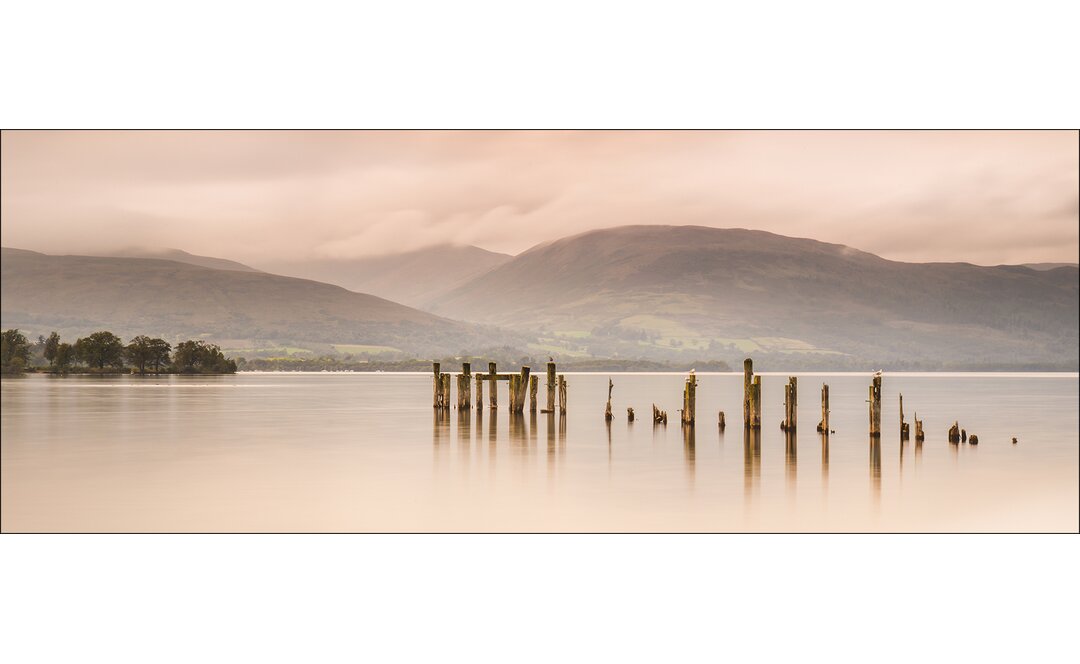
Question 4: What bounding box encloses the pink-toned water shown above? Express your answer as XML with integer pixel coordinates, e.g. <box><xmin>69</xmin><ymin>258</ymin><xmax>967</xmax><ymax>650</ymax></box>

<box><xmin>2</xmin><ymin>372</ymin><xmax>1077</xmax><ymax>532</ymax></box>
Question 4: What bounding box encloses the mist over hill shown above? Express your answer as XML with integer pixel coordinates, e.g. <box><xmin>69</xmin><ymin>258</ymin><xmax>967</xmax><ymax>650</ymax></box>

<box><xmin>92</xmin><ymin>247</ymin><xmax>262</xmax><ymax>272</ymax></box>
<box><xmin>0</xmin><ymin>248</ymin><xmax>514</xmax><ymax>356</ymax></box>
<box><xmin>428</xmin><ymin>226</ymin><xmax>1079</xmax><ymax>369</ymax></box>
<box><xmin>257</xmin><ymin>244</ymin><xmax>511</xmax><ymax>308</ymax></box>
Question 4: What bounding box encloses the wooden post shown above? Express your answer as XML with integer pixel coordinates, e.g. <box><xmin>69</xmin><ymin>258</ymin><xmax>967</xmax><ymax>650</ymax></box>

<box><xmin>914</xmin><ymin>413</ymin><xmax>924</xmax><ymax>441</ymax></box>
<box><xmin>508</xmin><ymin>374</ymin><xmax>518</xmax><ymax>413</ymax></box>
<box><xmin>529</xmin><ymin>374</ymin><xmax>538</xmax><ymax>412</ymax></box>
<box><xmin>628</xmin><ymin>407</ymin><xmax>635</xmax><ymax>422</ymax></box>
<box><xmin>782</xmin><ymin>376</ymin><xmax>797</xmax><ymax>431</ymax></box>
<box><xmin>546</xmin><ymin>362</ymin><xmax>556</xmax><ymax>413</ymax></box>
<box><xmin>869</xmin><ymin>373</ymin><xmax>881</xmax><ymax>437</ymax></box>
<box><xmin>462</xmin><ymin>362</ymin><xmax>471</xmax><ymax>410</ymax></box>
<box><xmin>488</xmin><ymin>362</ymin><xmax>497</xmax><ymax>409</ymax></box>
<box><xmin>718</xmin><ymin>411</ymin><xmax>726</xmax><ymax>430</ymax></box>
<box><xmin>743</xmin><ymin>358</ymin><xmax>753</xmax><ymax>426</ymax></box>
<box><xmin>558</xmin><ymin>375</ymin><xmax>567</xmax><ymax>414</ymax></box>
<box><xmin>652</xmin><ymin>404</ymin><xmax>667</xmax><ymax>424</ymax></box>
<box><xmin>680</xmin><ymin>371</ymin><xmax>696</xmax><ymax>425</ymax></box>
<box><xmin>899</xmin><ymin>393</ymin><xmax>910</xmax><ymax>440</ymax></box>
<box><xmin>433</xmin><ymin>362</ymin><xmax>442</xmax><ymax>409</ymax></box>
<box><xmin>817</xmin><ymin>383</ymin><xmax>830</xmax><ymax>435</ymax></box>
<box><xmin>604</xmin><ymin>378</ymin><xmax>614</xmax><ymax>421</ymax></box>
<box><xmin>475</xmin><ymin>373</ymin><xmax>484</xmax><ymax>411</ymax></box>
<box><xmin>515</xmin><ymin>366</ymin><xmax>530</xmax><ymax>413</ymax></box>
<box><xmin>440</xmin><ymin>373</ymin><xmax>451</xmax><ymax>410</ymax></box>
<box><xmin>948</xmin><ymin>421</ymin><xmax>960</xmax><ymax>443</ymax></box>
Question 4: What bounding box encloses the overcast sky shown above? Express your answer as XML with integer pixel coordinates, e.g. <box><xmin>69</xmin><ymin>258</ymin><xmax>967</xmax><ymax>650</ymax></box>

<box><xmin>2</xmin><ymin>130</ymin><xmax>1076</xmax><ymax>265</ymax></box>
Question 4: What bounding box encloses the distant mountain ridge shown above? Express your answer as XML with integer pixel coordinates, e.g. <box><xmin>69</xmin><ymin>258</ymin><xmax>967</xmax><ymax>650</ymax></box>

<box><xmin>92</xmin><ymin>247</ymin><xmax>261</xmax><ymax>272</ymax></box>
<box><xmin>0</xmin><ymin>247</ymin><xmax>507</xmax><ymax>355</ymax></box>
<box><xmin>257</xmin><ymin>244</ymin><xmax>511</xmax><ymax>307</ymax></box>
<box><xmin>428</xmin><ymin>225</ymin><xmax>1079</xmax><ymax>368</ymax></box>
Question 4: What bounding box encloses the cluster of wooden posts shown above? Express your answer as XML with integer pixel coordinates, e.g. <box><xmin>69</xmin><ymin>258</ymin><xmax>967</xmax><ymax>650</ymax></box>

<box><xmin>434</xmin><ymin>361</ymin><xmax>566</xmax><ymax>415</ymax></box>
<box><xmin>436</xmin><ymin>357</ymin><xmax>1004</xmax><ymax>446</ymax></box>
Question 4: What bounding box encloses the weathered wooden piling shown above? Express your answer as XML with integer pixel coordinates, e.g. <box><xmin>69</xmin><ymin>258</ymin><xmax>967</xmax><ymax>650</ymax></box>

<box><xmin>488</xmin><ymin>362</ymin><xmax>498</xmax><ymax>409</ymax></box>
<box><xmin>652</xmin><ymin>404</ymin><xmax>668</xmax><ymax>424</ymax></box>
<box><xmin>508</xmin><ymin>374</ymin><xmax>519</xmax><ymax>414</ymax></box>
<box><xmin>441</xmin><ymin>373</ymin><xmax>451</xmax><ymax>410</ymax></box>
<box><xmin>681</xmin><ymin>371</ymin><xmax>697</xmax><ymax>425</ymax></box>
<box><xmin>529</xmin><ymin>375</ymin><xmax>538</xmax><ymax>412</ymax></box>
<box><xmin>512</xmin><ymin>366</ymin><xmax>531</xmax><ymax>413</ymax></box>
<box><xmin>433</xmin><ymin>362</ymin><xmax>442</xmax><ymax>409</ymax></box>
<box><xmin>627</xmin><ymin>407</ymin><xmax>635</xmax><ymax>422</ymax></box>
<box><xmin>914</xmin><ymin>413</ymin><xmax>924</xmax><ymax>442</ymax></box>
<box><xmin>604</xmin><ymin>378</ymin><xmax>614</xmax><ymax>421</ymax></box>
<box><xmin>1012</xmin><ymin>437</ymin><xmax>1018</xmax><ymax>444</ymax></box>
<box><xmin>461</xmin><ymin>362</ymin><xmax>471</xmax><ymax>410</ymax></box>
<box><xmin>475</xmin><ymin>373</ymin><xmax>484</xmax><ymax>411</ymax></box>
<box><xmin>781</xmin><ymin>376</ymin><xmax>797</xmax><ymax>432</ymax></box>
<box><xmin>961</xmin><ymin>428</ymin><xmax>967</xmax><ymax>443</ymax></box>
<box><xmin>558</xmin><ymin>375</ymin><xmax>567</xmax><ymax>414</ymax></box>
<box><xmin>969</xmin><ymin>434</ymin><xmax>979</xmax><ymax>445</ymax></box>
<box><xmin>743</xmin><ymin>359</ymin><xmax>754</xmax><ymax>427</ymax></box>
<box><xmin>718</xmin><ymin>411</ymin><xmax>726</xmax><ymax>430</ymax></box>
<box><xmin>545</xmin><ymin>362</ymin><xmax>556</xmax><ymax>413</ymax></box>
<box><xmin>948</xmin><ymin>421</ymin><xmax>961</xmax><ymax>443</ymax></box>
<box><xmin>817</xmin><ymin>383</ymin><xmax>830</xmax><ymax>435</ymax></box>
<box><xmin>868</xmin><ymin>373</ymin><xmax>882</xmax><ymax>437</ymax></box>
<box><xmin>899</xmin><ymin>393</ymin><xmax>909</xmax><ymax>440</ymax></box>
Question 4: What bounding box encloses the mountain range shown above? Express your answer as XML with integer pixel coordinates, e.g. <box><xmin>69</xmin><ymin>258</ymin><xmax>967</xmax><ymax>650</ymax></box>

<box><xmin>3</xmin><ymin>226</ymin><xmax>1077</xmax><ymax>369</ymax></box>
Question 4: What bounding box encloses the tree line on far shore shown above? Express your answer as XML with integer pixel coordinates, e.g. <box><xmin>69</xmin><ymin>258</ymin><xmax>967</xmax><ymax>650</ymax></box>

<box><xmin>0</xmin><ymin>329</ymin><xmax>237</xmax><ymax>375</ymax></box>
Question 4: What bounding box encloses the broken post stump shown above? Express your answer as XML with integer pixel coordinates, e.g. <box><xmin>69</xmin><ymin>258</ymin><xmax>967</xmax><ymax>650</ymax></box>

<box><xmin>969</xmin><ymin>434</ymin><xmax>979</xmax><ymax>445</ymax></box>
<box><xmin>627</xmin><ymin>407</ymin><xmax>635</xmax><ymax>422</ymax></box>
<box><xmin>529</xmin><ymin>374</ymin><xmax>538</xmax><ymax>412</ymax></box>
<box><xmin>948</xmin><ymin>421</ymin><xmax>961</xmax><ymax>443</ymax></box>
<box><xmin>781</xmin><ymin>376</ymin><xmax>797</xmax><ymax>432</ymax></box>
<box><xmin>752</xmin><ymin>375</ymin><xmax>762</xmax><ymax>428</ymax></box>
<box><xmin>961</xmin><ymin>428</ymin><xmax>967</xmax><ymax>443</ymax></box>
<box><xmin>914</xmin><ymin>415</ymin><xmax>924</xmax><ymax>442</ymax></box>
<box><xmin>604</xmin><ymin>378</ymin><xmax>614</xmax><ymax>421</ymax></box>
<box><xmin>652</xmin><ymin>404</ymin><xmax>667</xmax><ymax>424</ymax></box>
<box><xmin>514</xmin><ymin>366</ymin><xmax>531</xmax><ymax>413</ymax></box>
<box><xmin>817</xmin><ymin>383</ymin><xmax>830</xmax><ymax>435</ymax></box>
<box><xmin>718</xmin><ymin>411</ymin><xmax>726</xmax><ymax>430</ymax></box>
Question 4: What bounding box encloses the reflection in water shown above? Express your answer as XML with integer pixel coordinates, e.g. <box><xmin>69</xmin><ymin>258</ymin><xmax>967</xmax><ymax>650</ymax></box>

<box><xmin>606</xmin><ymin>419</ymin><xmax>613</xmax><ymax>469</ymax></box>
<box><xmin>743</xmin><ymin>426</ymin><xmax>761</xmax><ymax>500</ymax></box>
<box><xmin>785</xmin><ymin>430</ymin><xmax>797</xmax><ymax>493</ymax></box>
<box><xmin>683</xmin><ymin>424</ymin><xmax>696</xmax><ymax>484</ymax></box>
<box><xmin>558</xmin><ymin>412</ymin><xmax>566</xmax><ymax>459</ymax></box>
<box><xmin>510</xmin><ymin>413</ymin><xmax>527</xmax><ymax>456</ymax></box>
<box><xmin>821</xmin><ymin>433</ymin><xmax>829</xmax><ymax>490</ymax></box>
<box><xmin>546</xmin><ymin>413</ymin><xmax>556</xmax><ymax>479</ymax></box>
<box><xmin>869</xmin><ymin>436</ymin><xmax>882</xmax><ymax>499</ymax></box>
<box><xmin>457</xmin><ymin>408</ymin><xmax>471</xmax><ymax>461</ymax></box>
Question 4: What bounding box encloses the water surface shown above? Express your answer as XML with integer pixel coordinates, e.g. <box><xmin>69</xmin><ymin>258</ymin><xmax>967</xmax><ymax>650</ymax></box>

<box><xmin>2</xmin><ymin>372</ymin><xmax>1077</xmax><ymax>532</ymax></box>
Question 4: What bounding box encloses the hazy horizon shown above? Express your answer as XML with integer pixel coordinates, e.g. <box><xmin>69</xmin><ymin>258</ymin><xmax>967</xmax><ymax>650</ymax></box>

<box><xmin>2</xmin><ymin>130</ymin><xmax>1077</xmax><ymax>266</ymax></box>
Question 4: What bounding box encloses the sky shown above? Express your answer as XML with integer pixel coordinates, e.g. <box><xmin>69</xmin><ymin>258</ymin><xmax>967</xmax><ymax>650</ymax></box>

<box><xmin>1</xmin><ymin>130</ymin><xmax>1077</xmax><ymax>265</ymax></box>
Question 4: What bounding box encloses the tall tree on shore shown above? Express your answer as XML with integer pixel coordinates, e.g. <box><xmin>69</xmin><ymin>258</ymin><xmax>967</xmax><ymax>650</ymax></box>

<box><xmin>125</xmin><ymin>335</ymin><xmax>154</xmax><ymax>374</ymax></box>
<box><xmin>74</xmin><ymin>331</ymin><xmax>125</xmax><ymax>370</ymax></box>
<box><xmin>1</xmin><ymin>329</ymin><xmax>32</xmax><ymax>373</ymax></box>
<box><xmin>53</xmin><ymin>343</ymin><xmax>75</xmax><ymax>373</ymax></box>
<box><xmin>43</xmin><ymin>331</ymin><xmax>61</xmax><ymax>366</ymax></box>
<box><xmin>148</xmin><ymin>338</ymin><xmax>172</xmax><ymax>374</ymax></box>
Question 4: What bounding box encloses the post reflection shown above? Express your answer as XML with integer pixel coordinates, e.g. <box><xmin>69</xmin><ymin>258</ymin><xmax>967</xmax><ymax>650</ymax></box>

<box><xmin>869</xmin><ymin>436</ymin><xmax>881</xmax><ymax>499</ymax></box>
<box><xmin>457</xmin><ymin>407</ymin><xmax>471</xmax><ymax>460</ymax></box>
<box><xmin>785</xmin><ymin>430</ymin><xmax>797</xmax><ymax>494</ymax></box>
<box><xmin>546</xmin><ymin>412</ymin><xmax>556</xmax><ymax>479</ymax></box>
<box><xmin>558</xmin><ymin>412</ymin><xmax>566</xmax><ymax>459</ymax></box>
<box><xmin>820</xmin><ymin>433</ymin><xmax>829</xmax><ymax>489</ymax></box>
<box><xmin>683</xmin><ymin>424</ymin><xmax>696</xmax><ymax>484</ymax></box>
<box><xmin>509</xmin><ymin>413</ymin><xmax>527</xmax><ymax>457</ymax></box>
<box><xmin>433</xmin><ymin>407</ymin><xmax>449</xmax><ymax>467</ymax></box>
<box><xmin>743</xmin><ymin>426</ymin><xmax>761</xmax><ymax>499</ymax></box>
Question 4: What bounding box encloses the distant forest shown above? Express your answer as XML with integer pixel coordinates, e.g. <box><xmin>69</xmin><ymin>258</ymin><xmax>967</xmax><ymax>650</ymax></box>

<box><xmin>1</xmin><ymin>329</ymin><xmax>237</xmax><ymax>375</ymax></box>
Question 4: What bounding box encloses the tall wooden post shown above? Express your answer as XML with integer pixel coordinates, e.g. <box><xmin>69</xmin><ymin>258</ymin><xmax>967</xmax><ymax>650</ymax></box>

<box><xmin>743</xmin><ymin>358</ymin><xmax>753</xmax><ymax>426</ymax></box>
<box><xmin>681</xmin><ymin>371</ymin><xmax>697</xmax><ymax>425</ymax></box>
<box><xmin>433</xmin><ymin>362</ymin><xmax>442</xmax><ymax>409</ymax></box>
<box><xmin>899</xmin><ymin>393</ymin><xmax>909</xmax><ymax>440</ymax></box>
<box><xmin>546</xmin><ymin>362</ymin><xmax>556</xmax><ymax>412</ymax></box>
<box><xmin>475</xmin><ymin>373</ymin><xmax>484</xmax><ymax>411</ymax></box>
<box><xmin>529</xmin><ymin>374</ymin><xmax>538</xmax><ymax>412</ymax></box>
<box><xmin>605</xmin><ymin>378</ymin><xmax>614</xmax><ymax>421</ymax></box>
<box><xmin>781</xmin><ymin>376</ymin><xmax>797</xmax><ymax>431</ymax></box>
<box><xmin>508</xmin><ymin>375</ymin><xmax>519</xmax><ymax>413</ymax></box>
<box><xmin>558</xmin><ymin>375</ymin><xmax>567</xmax><ymax>414</ymax></box>
<box><xmin>515</xmin><ymin>366</ymin><xmax>530</xmax><ymax>413</ymax></box>
<box><xmin>869</xmin><ymin>373</ymin><xmax>882</xmax><ymax>437</ymax></box>
<box><xmin>462</xmin><ymin>362</ymin><xmax>471</xmax><ymax>410</ymax></box>
<box><xmin>752</xmin><ymin>375</ymin><xmax>762</xmax><ymax>428</ymax></box>
<box><xmin>442</xmin><ymin>373</ymin><xmax>451</xmax><ymax>410</ymax></box>
<box><xmin>488</xmin><ymin>362</ymin><xmax>497</xmax><ymax>409</ymax></box>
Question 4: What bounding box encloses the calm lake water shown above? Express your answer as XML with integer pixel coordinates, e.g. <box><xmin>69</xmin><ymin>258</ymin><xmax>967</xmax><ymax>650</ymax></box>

<box><xmin>2</xmin><ymin>372</ymin><xmax>1077</xmax><ymax>532</ymax></box>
